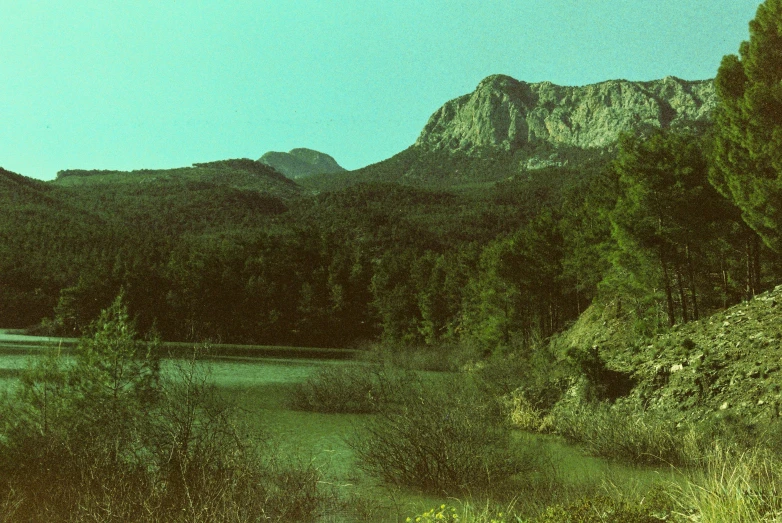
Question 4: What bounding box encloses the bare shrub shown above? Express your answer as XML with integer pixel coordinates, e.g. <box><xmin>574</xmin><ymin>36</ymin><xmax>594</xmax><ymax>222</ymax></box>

<box><xmin>0</xmin><ymin>297</ymin><xmax>331</xmax><ymax>522</ymax></box>
<box><xmin>289</xmin><ymin>362</ymin><xmax>416</xmax><ymax>413</ymax></box>
<box><xmin>348</xmin><ymin>377</ymin><xmax>539</xmax><ymax>496</ymax></box>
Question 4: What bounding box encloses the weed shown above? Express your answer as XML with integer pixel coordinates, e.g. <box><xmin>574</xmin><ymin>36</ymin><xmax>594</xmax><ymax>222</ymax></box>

<box><xmin>673</xmin><ymin>446</ymin><xmax>782</xmax><ymax>523</ymax></box>
<box><xmin>289</xmin><ymin>362</ymin><xmax>416</xmax><ymax>413</ymax></box>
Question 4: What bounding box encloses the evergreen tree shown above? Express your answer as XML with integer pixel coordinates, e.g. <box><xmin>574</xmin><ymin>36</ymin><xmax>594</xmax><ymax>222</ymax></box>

<box><xmin>711</xmin><ymin>0</ymin><xmax>782</xmax><ymax>251</ymax></box>
<box><xmin>610</xmin><ymin>130</ymin><xmax>732</xmax><ymax>324</ymax></box>
<box><xmin>462</xmin><ymin>211</ymin><xmax>567</xmax><ymax>350</ymax></box>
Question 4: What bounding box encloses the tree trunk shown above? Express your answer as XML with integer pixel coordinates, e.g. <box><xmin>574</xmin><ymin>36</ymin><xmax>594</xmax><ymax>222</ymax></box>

<box><xmin>686</xmin><ymin>242</ymin><xmax>699</xmax><ymax>320</ymax></box>
<box><xmin>746</xmin><ymin>237</ymin><xmax>755</xmax><ymax>300</ymax></box>
<box><xmin>660</xmin><ymin>247</ymin><xmax>676</xmax><ymax>326</ymax></box>
<box><xmin>753</xmin><ymin>234</ymin><xmax>762</xmax><ymax>295</ymax></box>
<box><xmin>674</xmin><ymin>257</ymin><xmax>689</xmax><ymax>323</ymax></box>
<box><xmin>720</xmin><ymin>256</ymin><xmax>729</xmax><ymax>309</ymax></box>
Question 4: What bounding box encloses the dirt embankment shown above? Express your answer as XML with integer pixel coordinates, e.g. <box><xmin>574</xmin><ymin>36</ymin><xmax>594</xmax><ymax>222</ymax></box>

<box><xmin>559</xmin><ymin>286</ymin><xmax>782</xmax><ymax>424</ymax></box>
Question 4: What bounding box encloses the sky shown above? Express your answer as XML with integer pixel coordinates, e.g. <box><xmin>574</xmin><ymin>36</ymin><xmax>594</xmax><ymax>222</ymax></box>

<box><xmin>0</xmin><ymin>1</ymin><xmax>765</xmax><ymax>181</ymax></box>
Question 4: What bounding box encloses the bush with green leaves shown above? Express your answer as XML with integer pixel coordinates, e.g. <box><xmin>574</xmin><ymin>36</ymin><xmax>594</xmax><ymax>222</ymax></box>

<box><xmin>363</xmin><ymin>341</ymin><xmax>477</xmax><ymax>372</ymax></box>
<box><xmin>532</xmin><ymin>496</ymin><xmax>667</xmax><ymax>523</ymax></box>
<box><xmin>289</xmin><ymin>362</ymin><xmax>417</xmax><ymax>413</ymax></box>
<box><xmin>474</xmin><ymin>345</ymin><xmax>570</xmax><ymax>409</ymax></box>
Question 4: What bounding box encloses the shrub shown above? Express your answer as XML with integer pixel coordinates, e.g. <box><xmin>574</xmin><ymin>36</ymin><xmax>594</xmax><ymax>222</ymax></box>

<box><xmin>473</xmin><ymin>347</ymin><xmax>570</xmax><ymax>430</ymax></box>
<box><xmin>362</xmin><ymin>341</ymin><xmax>477</xmax><ymax>372</ymax></box>
<box><xmin>532</xmin><ymin>496</ymin><xmax>666</xmax><ymax>523</ymax></box>
<box><xmin>407</xmin><ymin>504</ymin><xmax>462</xmax><ymax>523</ymax></box>
<box><xmin>348</xmin><ymin>377</ymin><xmax>538</xmax><ymax>496</ymax></box>
<box><xmin>289</xmin><ymin>362</ymin><xmax>416</xmax><ymax>413</ymax></box>
<box><xmin>406</xmin><ymin>501</ymin><xmax>517</xmax><ymax>523</ymax></box>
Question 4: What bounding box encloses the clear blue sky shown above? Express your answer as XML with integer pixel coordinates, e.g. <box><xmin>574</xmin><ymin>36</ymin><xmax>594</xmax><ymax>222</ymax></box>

<box><xmin>0</xmin><ymin>1</ymin><xmax>763</xmax><ymax>180</ymax></box>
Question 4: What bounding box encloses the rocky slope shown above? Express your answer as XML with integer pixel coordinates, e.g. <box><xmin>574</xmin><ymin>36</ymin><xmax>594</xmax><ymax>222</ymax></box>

<box><xmin>415</xmin><ymin>74</ymin><xmax>715</xmax><ymax>170</ymax></box>
<box><xmin>259</xmin><ymin>148</ymin><xmax>345</xmax><ymax>179</ymax></box>
<box><xmin>560</xmin><ymin>286</ymin><xmax>782</xmax><ymax>426</ymax></box>
<box><xmin>632</xmin><ymin>288</ymin><xmax>782</xmax><ymax>425</ymax></box>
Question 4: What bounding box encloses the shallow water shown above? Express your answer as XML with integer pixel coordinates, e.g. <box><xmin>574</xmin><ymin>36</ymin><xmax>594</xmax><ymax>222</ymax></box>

<box><xmin>0</xmin><ymin>341</ymin><xmax>684</xmax><ymax>521</ymax></box>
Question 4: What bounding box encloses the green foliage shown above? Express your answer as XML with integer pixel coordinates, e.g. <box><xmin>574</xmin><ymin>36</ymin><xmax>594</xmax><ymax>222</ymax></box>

<box><xmin>550</xmin><ymin>400</ymin><xmax>706</xmax><ymax>467</ymax></box>
<box><xmin>711</xmin><ymin>0</ymin><xmax>782</xmax><ymax>252</ymax></box>
<box><xmin>673</xmin><ymin>446</ymin><xmax>782</xmax><ymax>523</ymax></box>
<box><xmin>462</xmin><ymin>210</ymin><xmax>575</xmax><ymax>350</ymax></box>
<box><xmin>532</xmin><ymin>496</ymin><xmax>666</xmax><ymax>523</ymax></box>
<box><xmin>407</xmin><ymin>504</ymin><xmax>464</xmax><ymax>523</ymax></box>
<box><xmin>558</xmin><ymin>170</ymin><xmax>616</xmax><ymax>315</ymax></box>
<box><xmin>364</xmin><ymin>341</ymin><xmax>477</xmax><ymax>372</ymax></box>
<box><xmin>475</xmin><ymin>343</ymin><xmax>570</xmax><ymax>410</ymax></box>
<box><xmin>607</xmin><ymin>128</ymin><xmax>758</xmax><ymax>325</ymax></box>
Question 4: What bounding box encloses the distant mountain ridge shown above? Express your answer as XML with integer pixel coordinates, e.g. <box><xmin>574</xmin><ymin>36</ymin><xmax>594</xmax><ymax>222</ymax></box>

<box><xmin>258</xmin><ymin>148</ymin><xmax>345</xmax><ymax>179</ymax></box>
<box><xmin>415</xmin><ymin>74</ymin><xmax>715</xmax><ymax>161</ymax></box>
<box><xmin>304</xmin><ymin>74</ymin><xmax>716</xmax><ymax>191</ymax></box>
<box><xmin>47</xmin><ymin>74</ymin><xmax>716</xmax><ymax>194</ymax></box>
<box><xmin>54</xmin><ymin>158</ymin><xmax>303</xmax><ymax>199</ymax></box>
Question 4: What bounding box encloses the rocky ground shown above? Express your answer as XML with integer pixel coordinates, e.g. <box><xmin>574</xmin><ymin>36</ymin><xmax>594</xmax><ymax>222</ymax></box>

<box><xmin>631</xmin><ymin>287</ymin><xmax>782</xmax><ymax>425</ymax></box>
<box><xmin>559</xmin><ymin>286</ymin><xmax>782</xmax><ymax>426</ymax></box>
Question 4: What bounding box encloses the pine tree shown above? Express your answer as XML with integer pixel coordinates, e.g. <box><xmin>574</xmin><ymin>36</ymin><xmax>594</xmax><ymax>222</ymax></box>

<box><xmin>610</xmin><ymin>130</ymin><xmax>729</xmax><ymax>324</ymax></box>
<box><xmin>711</xmin><ymin>0</ymin><xmax>782</xmax><ymax>252</ymax></box>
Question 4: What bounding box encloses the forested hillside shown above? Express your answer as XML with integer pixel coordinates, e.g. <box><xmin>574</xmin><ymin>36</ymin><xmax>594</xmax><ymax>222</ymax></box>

<box><xmin>2</xmin><ymin>52</ymin><xmax>781</xmax><ymax>353</ymax></box>
<box><xmin>1</xmin><ymin>119</ymin><xmax>777</xmax><ymax>351</ymax></box>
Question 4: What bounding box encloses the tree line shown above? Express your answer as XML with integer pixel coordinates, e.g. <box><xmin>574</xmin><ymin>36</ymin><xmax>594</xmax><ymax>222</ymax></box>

<box><xmin>4</xmin><ymin>0</ymin><xmax>782</xmax><ymax>350</ymax></box>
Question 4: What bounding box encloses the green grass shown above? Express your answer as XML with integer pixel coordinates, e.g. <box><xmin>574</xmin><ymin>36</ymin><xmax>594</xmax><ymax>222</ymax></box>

<box><xmin>550</xmin><ymin>399</ymin><xmax>706</xmax><ymax>467</ymax></box>
<box><xmin>671</xmin><ymin>446</ymin><xmax>782</xmax><ymax>523</ymax></box>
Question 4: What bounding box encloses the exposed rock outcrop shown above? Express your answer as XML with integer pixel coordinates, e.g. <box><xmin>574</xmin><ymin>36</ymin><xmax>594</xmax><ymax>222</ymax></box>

<box><xmin>415</xmin><ymin>74</ymin><xmax>715</xmax><ymax>159</ymax></box>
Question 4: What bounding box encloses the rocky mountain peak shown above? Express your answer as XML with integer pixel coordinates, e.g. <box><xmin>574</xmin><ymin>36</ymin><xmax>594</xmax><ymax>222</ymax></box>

<box><xmin>258</xmin><ymin>148</ymin><xmax>345</xmax><ymax>179</ymax></box>
<box><xmin>414</xmin><ymin>74</ymin><xmax>716</xmax><ymax>163</ymax></box>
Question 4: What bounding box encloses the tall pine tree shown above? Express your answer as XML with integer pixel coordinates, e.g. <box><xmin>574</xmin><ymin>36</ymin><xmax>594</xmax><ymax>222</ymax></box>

<box><xmin>711</xmin><ymin>0</ymin><xmax>782</xmax><ymax>252</ymax></box>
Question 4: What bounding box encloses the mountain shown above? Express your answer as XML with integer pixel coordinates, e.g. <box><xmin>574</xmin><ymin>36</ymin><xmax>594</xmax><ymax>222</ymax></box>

<box><xmin>54</xmin><ymin>158</ymin><xmax>303</xmax><ymax>199</ymax></box>
<box><xmin>0</xmin><ymin>167</ymin><xmax>55</xmax><ymax>203</ymax></box>
<box><xmin>304</xmin><ymin>74</ymin><xmax>716</xmax><ymax>191</ymax></box>
<box><xmin>50</xmin><ymin>159</ymin><xmax>299</xmax><ymax>236</ymax></box>
<box><xmin>0</xmin><ymin>168</ymin><xmax>111</xmax><ymax>327</ymax></box>
<box><xmin>258</xmin><ymin>148</ymin><xmax>345</xmax><ymax>179</ymax></box>
<box><xmin>417</xmin><ymin>74</ymin><xmax>715</xmax><ymax>157</ymax></box>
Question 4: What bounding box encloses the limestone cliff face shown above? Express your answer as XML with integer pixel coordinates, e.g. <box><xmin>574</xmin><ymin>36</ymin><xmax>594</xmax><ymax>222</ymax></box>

<box><xmin>415</xmin><ymin>75</ymin><xmax>716</xmax><ymax>156</ymax></box>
